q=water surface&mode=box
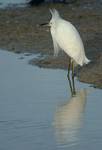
[0,0,26,8]
[0,50,102,150]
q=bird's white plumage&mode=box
[49,9,90,66]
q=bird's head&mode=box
[49,9,61,27]
[40,9,61,28]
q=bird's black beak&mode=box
[39,22,49,27]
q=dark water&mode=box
[0,50,102,150]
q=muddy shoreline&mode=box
[0,2,102,88]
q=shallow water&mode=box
[0,50,102,150]
[0,0,26,8]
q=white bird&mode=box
[41,9,90,95]
[49,9,90,66]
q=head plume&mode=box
[49,9,60,19]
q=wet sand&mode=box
[0,1,102,88]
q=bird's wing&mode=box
[55,20,86,65]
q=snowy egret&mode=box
[41,9,90,95]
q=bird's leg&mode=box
[68,58,71,77]
[72,61,76,95]
[67,58,73,95]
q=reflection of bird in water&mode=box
[54,89,88,145]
